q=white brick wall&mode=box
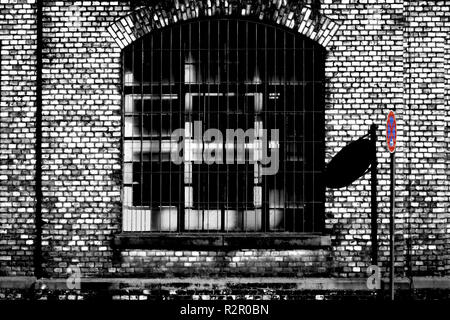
[0,0,449,278]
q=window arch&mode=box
[122,18,325,233]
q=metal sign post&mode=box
[389,151,395,300]
[386,110,397,301]
[370,124,378,267]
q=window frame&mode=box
[117,18,329,244]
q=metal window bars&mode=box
[122,19,325,233]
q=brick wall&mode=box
[114,249,331,277]
[0,0,38,276]
[402,1,450,276]
[321,0,405,277]
[39,0,127,277]
[0,0,449,279]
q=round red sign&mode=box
[386,110,397,153]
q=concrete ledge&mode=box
[114,233,331,249]
[0,277,36,289]
[2,277,450,291]
[411,277,450,289]
[35,277,368,291]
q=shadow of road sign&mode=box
[324,138,375,189]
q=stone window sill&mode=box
[113,233,331,250]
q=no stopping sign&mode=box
[386,110,397,153]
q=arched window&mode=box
[122,19,325,233]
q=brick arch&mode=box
[107,0,340,50]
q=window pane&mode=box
[192,164,254,210]
[131,162,183,207]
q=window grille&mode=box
[122,19,325,233]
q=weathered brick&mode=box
[0,0,449,280]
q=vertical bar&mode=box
[293,35,296,232]
[180,23,185,232]
[283,30,286,232]
[121,42,126,232]
[265,25,270,232]
[274,27,277,232]
[239,20,244,231]
[220,20,223,230]
[302,38,305,232]
[262,24,269,232]
[149,35,154,231]
[252,23,260,232]
[390,151,395,300]
[140,40,144,231]
[169,26,173,231]
[222,22,229,231]
[159,34,163,232]
[132,43,137,232]
[370,124,378,266]
[199,22,204,231]
[311,46,315,232]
